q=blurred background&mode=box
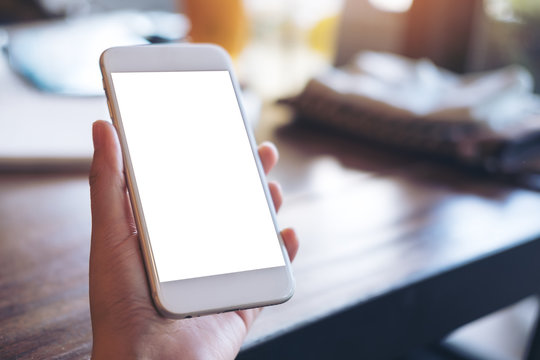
[2,1,540,359]
[2,0,539,96]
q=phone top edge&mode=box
[100,43,234,73]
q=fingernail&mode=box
[261,141,279,159]
[273,181,282,193]
[92,121,102,150]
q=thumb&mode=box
[89,120,134,239]
[89,121,147,315]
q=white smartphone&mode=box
[99,44,294,318]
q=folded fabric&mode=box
[281,51,540,175]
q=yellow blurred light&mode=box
[368,0,413,12]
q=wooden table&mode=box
[0,173,92,359]
[243,116,540,359]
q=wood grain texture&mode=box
[0,175,92,359]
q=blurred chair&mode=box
[334,0,483,73]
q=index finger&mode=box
[258,141,278,175]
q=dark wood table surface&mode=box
[3,100,540,359]
[241,109,540,359]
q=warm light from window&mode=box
[368,0,413,12]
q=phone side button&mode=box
[106,100,113,119]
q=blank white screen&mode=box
[111,71,285,282]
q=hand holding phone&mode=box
[89,119,299,358]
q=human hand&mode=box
[89,120,298,359]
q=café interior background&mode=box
[2,0,540,359]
